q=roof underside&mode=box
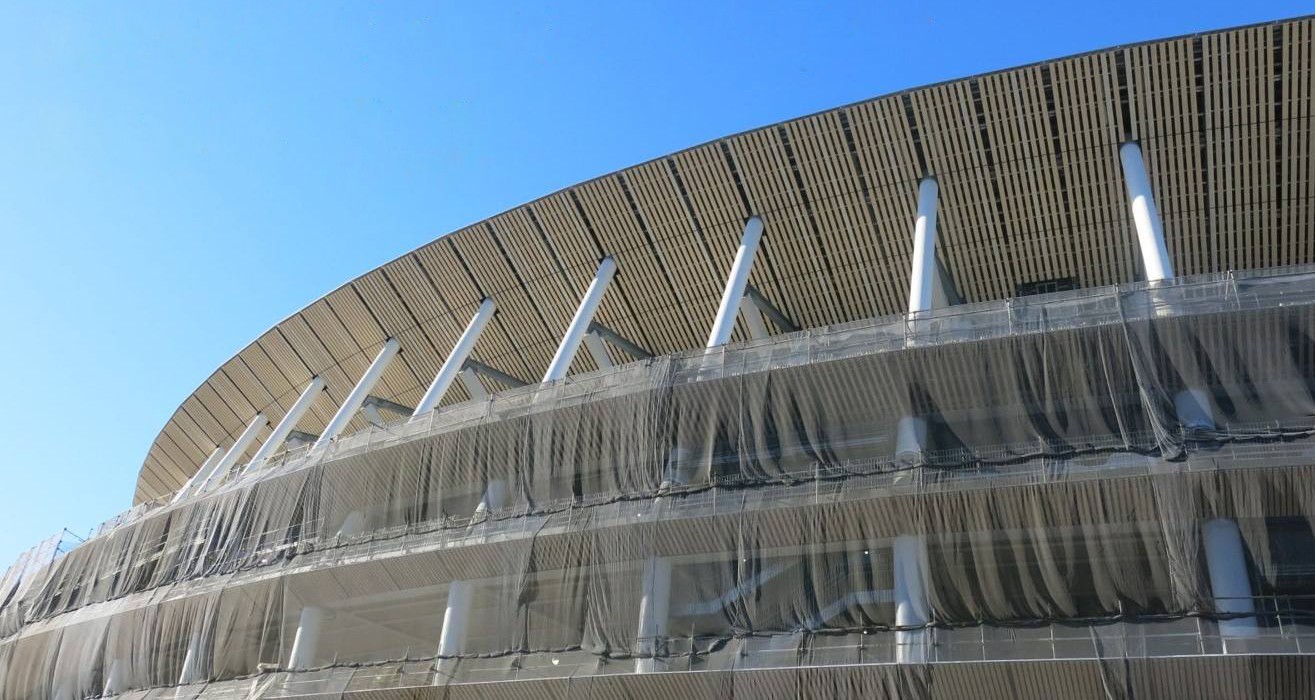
[136,16,1315,504]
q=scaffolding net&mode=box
[4,267,1315,698]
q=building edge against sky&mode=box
[3,15,1315,699]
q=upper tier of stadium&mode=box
[136,15,1315,504]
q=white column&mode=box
[543,257,618,382]
[583,331,614,369]
[413,299,496,419]
[660,447,693,490]
[314,339,400,449]
[1122,144,1215,433]
[337,510,367,538]
[1175,387,1216,432]
[172,446,225,504]
[1203,518,1258,645]
[907,178,940,314]
[177,628,204,684]
[894,416,928,465]
[893,534,930,663]
[635,557,672,673]
[287,605,325,670]
[1119,142,1175,282]
[437,580,473,658]
[248,377,327,470]
[197,412,268,492]
[899,179,940,462]
[707,217,765,348]
[473,480,509,516]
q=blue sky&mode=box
[0,1,1306,564]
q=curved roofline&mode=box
[135,13,1315,504]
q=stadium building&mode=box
[5,16,1315,699]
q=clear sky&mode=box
[0,1,1307,565]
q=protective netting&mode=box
[4,267,1315,699]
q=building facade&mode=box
[3,16,1315,699]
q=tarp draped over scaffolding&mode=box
[3,269,1315,698]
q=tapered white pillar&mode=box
[413,299,496,419]
[1175,388,1216,432]
[287,606,325,669]
[1121,144,1214,433]
[894,416,928,465]
[893,535,930,663]
[543,258,618,382]
[314,339,400,449]
[337,510,367,538]
[248,377,327,470]
[908,178,940,315]
[172,446,225,503]
[473,480,509,516]
[899,178,940,462]
[1119,142,1175,282]
[437,580,473,658]
[197,412,268,492]
[707,217,764,348]
[635,557,672,673]
[1203,518,1258,646]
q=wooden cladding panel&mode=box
[785,113,892,319]
[623,161,722,352]
[137,19,1315,501]
[1203,27,1281,273]
[1048,51,1131,288]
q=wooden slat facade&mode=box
[136,18,1315,504]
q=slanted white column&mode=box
[898,178,941,463]
[197,412,268,492]
[287,606,325,670]
[896,183,936,652]
[1118,142,1175,282]
[907,178,940,315]
[660,447,693,490]
[1121,144,1215,431]
[473,480,509,516]
[314,339,401,450]
[248,378,327,471]
[413,299,496,419]
[894,416,928,465]
[172,446,226,504]
[893,534,931,663]
[337,511,367,538]
[178,628,204,684]
[1203,518,1258,646]
[1175,387,1217,432]
[437,580,473,658]
[635,557,673,673]
[707,217,765,348]
[543,257,618,382]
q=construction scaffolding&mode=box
[4,266,1315,698]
